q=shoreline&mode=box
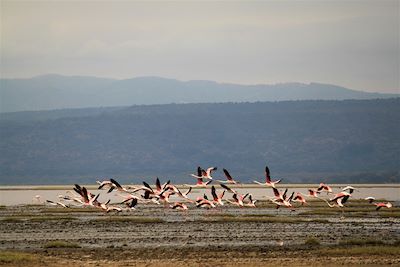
[1,183,400,190]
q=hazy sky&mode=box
[1,1,399,93]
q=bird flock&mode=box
[43,165,393,213]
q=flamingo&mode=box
[190,166,205,179]
[365,196,375,203]
[244,194,257,207]
[211,185,225,206]
[203,167,217,180]
[308,189,321,198]
[184,178,212,188]
[170,202,188,210]
[46,200,68,208]
[73,184,99,206]
[227,193,249,207]
[124,198,138,210]
[317,183,333,194]
[270,188,294,209]
[195,195,216,208]
[220,183,237,194]
[32,195,42,203]
[329,191,351,207]
[216,168,241,184]
[158,190,175,204]
[175,187,193,202]
[96,179,114,191]
[341,186,356,194]
[154,177,170,195]
[374,202,392,210]
[293,192,307,205]
[141,190,161,205]
[254,166,281,188]
[108,178,130,193]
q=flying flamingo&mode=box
[254,166,282,188]
[317,183,333,194]
[46,200,68,208]
[32,195,42,203]
[270,188,294,209]
[190,166,205,179]
[329,191,351,207]
[175,187,193,202]
[184,177,212,188]
[308,189,321,198]
[244,194,257,207]
[365,196,375,203]
[124,198,138,210]
[227,193,249,207]
[341,186,356,194]
[211,185,225,206]
[196,195,216,208]
[170,202,188,210]
[216,168,241,184]
[108,178,130,193]
[202,167,218,180]
[96,179,115,192]
[73,184,99,207]
[220,183,237,194]
[374,202,393,210]
[293,192,307,205]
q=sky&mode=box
[1,0,399,93]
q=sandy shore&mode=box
[1,203,399,266]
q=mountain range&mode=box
[1,74,398,113]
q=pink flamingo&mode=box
[211,185,225,206]
[254,166,282,188]
[170,202,188,210]
[216,168,241,184]
[374,202,392,210]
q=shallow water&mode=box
[0,184,399,206]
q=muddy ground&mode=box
[1,203,399,266]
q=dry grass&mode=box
[203,215,330,224]
[91,216,164,223]
[319,245,400,256]
[339,238,385,246]
[41,207,100,213]
[43,241,81,249]
[304,236,321,246]
[0,251,39,264]
[29,216,77,222]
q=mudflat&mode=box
[0,203,399,266]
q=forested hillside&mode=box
[0,99,399,184]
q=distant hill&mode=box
[1,74,398,113]
[0,99,399,184]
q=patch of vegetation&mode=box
[204,213,236,217]
[43,241,81,249]
[0,205,6,210]
[320,245,400,256]
[339,238,385,246]
[304,237,320,246]
[205,216,329,224]
[242,214,276,217]
[1,217,24,223]
[0,251,38,264]
[92,216,164,223]
[29,216,77,222]
[299,207,400,218]
[41,207,100,213]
